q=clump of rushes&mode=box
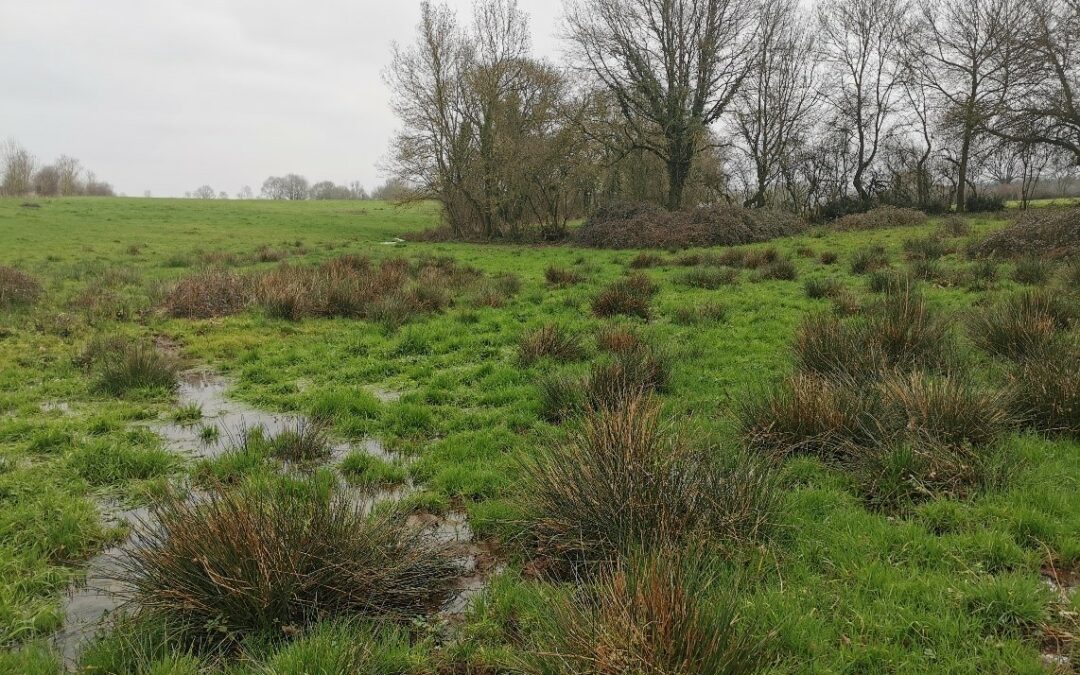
[163,268,250,318]
[1010,258,1051,285]
[270,420,331,463]
[529,548,769,674]
[585,341,670,410]
[754,257,797,281]
[0,265,42,308]
[628,252,663,268]
[737,373,880,458]
[820,250,839,265]
[340,452,408,488]
[1007,341,1079,438]
[902,235,948,261]
[850,245,890,274]
[803,277,842,299]
[518,324,586,365]
[672,301,728,325]
[171,403,202,425]
[681,267,738,289]
[795,289,952,380]
[596,325,646,354]
[591,273,657,319]
[95,342,178,395]
[968,289,1075,360]
[120,480,457,648]
[939,215,971,237]
[877,371,1013,449]
[538,372,585,422]
[851,436,1012,511]
[522,395,776,575]
[544,264,583,285]
[867,268,915,294]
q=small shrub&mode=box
[95,342,178,395]
[969,289,1075,360]
[820,251,839,265]
[1007,342,1079,438]
[518,324,586,365]
[591,274,655,320]
[530,549,769,673]
[716,248,747,267]
[0,266,42,308]
[673,252,703,266]
[832,206,928,231]
[681,266,738,289]
[1010,258,1051,285]
[851,245,890,274]
[120,481,457,646]
[804,278,842,300]
[628,252,663,269]
[544,265,583,285]
[522,395,776,574]
[163,268,250,319]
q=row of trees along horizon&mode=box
[384,0,1080,239]
[0,140,408,202]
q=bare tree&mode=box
[732,0,820,208]
[817,0,908,202]
[55,155,83,196]
[260,175,308,200]
[564,0,757,209]
[991,0,1080,160]
[913,0,1023,211]
[237,185,254,200]
[1,139,36,197]
[33,166,60,196]
[192,185,216,199]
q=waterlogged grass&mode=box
[0,197,1077,672]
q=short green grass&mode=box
[0,197,1076,672]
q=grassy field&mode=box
[0,197,1077,673]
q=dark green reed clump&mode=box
[794,286,952,379]
[93,340,178,395]
[968,288,1076,361]
[528,548,769,674]
[522,395,776,576]
[591,273,657,319]
[120,480,457,648]
[1007,340,1079,438]
[518,324,586,365]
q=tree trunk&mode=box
[665,139,694,211]
[955,126,972,213]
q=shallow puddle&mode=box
[53,368,495,666]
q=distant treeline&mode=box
[185,177,410,201]
[0,139,115,197]
[383,0,1080,239]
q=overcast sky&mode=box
[0,0,563,197]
